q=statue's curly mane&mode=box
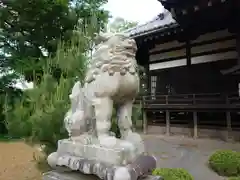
[85,33,138,83]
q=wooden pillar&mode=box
[236,33,240,98]
[186,40,191,66]
[165,95,170,135]
[186,39,193,94]
[193,112,198,139]
[145,64,151,95]
[142,45,150,134]
[192,95,198,138]
[225,97,232,141]
[226,111,232,141]
[166,111,170,136]
[143,110,148,134]
[236,32,240,65]
[225,96,232,141]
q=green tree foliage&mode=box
[0,0,109,81]
[0,0,109,136]
[4,31,89,154]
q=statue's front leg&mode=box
[93,97,115,146]
[118,101,145,154]
[118,101,133,139]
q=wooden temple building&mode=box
[126,0,240,141]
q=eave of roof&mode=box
[124,9,178,38]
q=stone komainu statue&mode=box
[65,32,140,146]
[46,32,158,180]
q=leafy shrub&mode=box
[208,150,240,177]
[153,168,194,180]
[228,177,240,180]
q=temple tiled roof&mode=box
[125,9,177,38]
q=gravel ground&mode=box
[142,134,240,180]
[0,141,42,180]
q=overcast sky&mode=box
[103,0,164,24]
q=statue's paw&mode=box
[124,132,145,154]
[119,141,136,163]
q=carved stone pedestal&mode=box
[43,171,163,180]
[48,152,158,180]
[47,132,154,180]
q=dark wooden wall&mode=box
[150,59,239,95]
[148,29,239,95]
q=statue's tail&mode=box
[64,81,85,137]
[64,110,72,137]
[70,81,82,102]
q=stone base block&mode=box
[43,171,163,180]
[57,139,134,165]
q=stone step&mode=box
[47,153,158,180]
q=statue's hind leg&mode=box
[118,100,133,139]
[93,97,114,144]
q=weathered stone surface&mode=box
[48,153,117,180]
[57,139,126,165]
[113,155,157,180]
[55,135,145,165]
[42,171,163,180]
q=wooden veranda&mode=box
[135,92,240,141]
